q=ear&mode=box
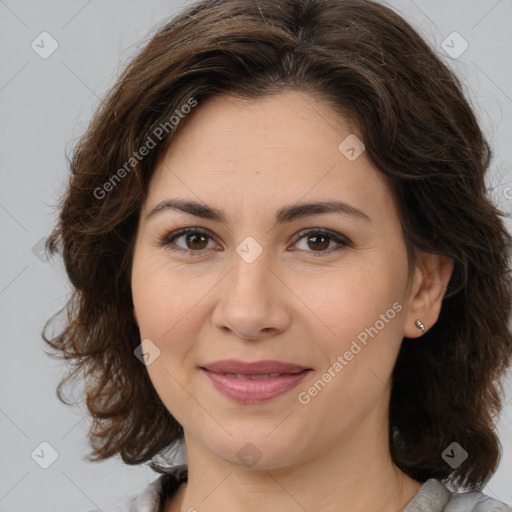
[403,252,454,338]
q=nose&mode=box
[211,248,291,341]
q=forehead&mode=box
[144,91,395,225]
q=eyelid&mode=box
[292,227,352,248]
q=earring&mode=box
[415,319,426,334]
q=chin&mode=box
[206,434,303,471]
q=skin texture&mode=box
[130,91,453,512]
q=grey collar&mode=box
[403,479,451,512]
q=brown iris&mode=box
[306,233,330,251]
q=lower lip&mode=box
[201,368,311,404]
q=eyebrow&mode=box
[146,198,371,224]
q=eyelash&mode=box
[158,227,352,257]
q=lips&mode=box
[220,373,284,379]
[200,359,312,404]
[201,359,310,375]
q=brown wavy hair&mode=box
[43,0,512,490]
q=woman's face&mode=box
[131,91,424,469]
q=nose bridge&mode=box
[211,232,288,339]
[230,234,272,297]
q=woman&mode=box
[43,0,512,511]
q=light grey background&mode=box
[0,1,511,510]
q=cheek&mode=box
[131,249,223,401]
[131,255,201,421]
[302,258,406,340]
[132,251,200,339]
[306,257,407,400]
[296,269,406,428]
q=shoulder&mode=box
[88,470,177,512]
[406,478,511,512]
[445,488,512,512]
[98,465,188,512]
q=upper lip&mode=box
[201,359,311,375]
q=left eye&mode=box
[292,229,350,254]
[160,227,351,256]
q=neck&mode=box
[168,399,422,512]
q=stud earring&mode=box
[415,319,426,334]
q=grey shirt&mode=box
[94,465,511,512]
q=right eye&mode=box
[159,227,219,254]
